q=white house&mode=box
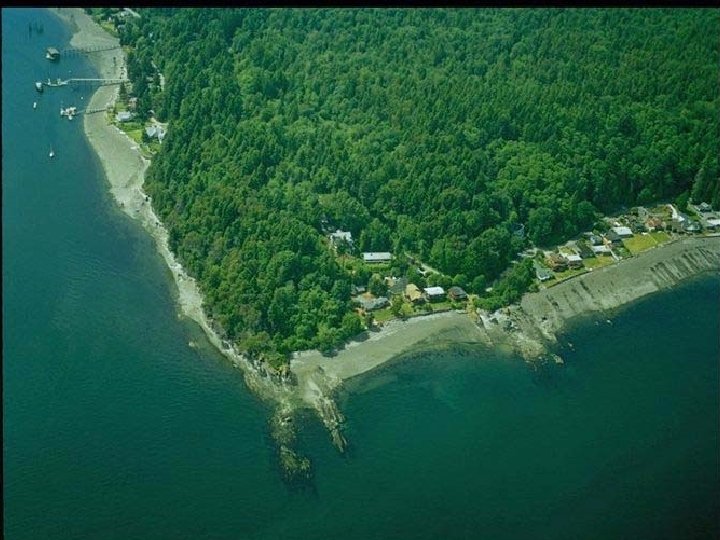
[329,230,352,248]
[362,252,392,264]
[144,124,166,142]
[115,111,133,122]
[611,226,633,238]
[424,286,445,302]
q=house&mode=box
[116,111,133,122]
[645,217,664,232]
[603,230,622,247]
[356,296,389,312]
[45,47,60,61]
[631,221,647,233]
[671,219,687,233]
[128,97,138,111]
[363,252,392,264]
[575,242,596,259]
[329,229,352,248]
[699,202,712,213]
[388,277,409,297]
[447,286,468,301]
[144,125,166,142]
[685,221,701,233]
[545,253,568,272]
[589,234,603,246]
[611,226,633,238]
[350,285,366,296]
[591,244,612,256]
[534,261,553,282]
[706,218,720,230]
[566,253,583,269]
[405,284,424,304]
[424,286,446,302]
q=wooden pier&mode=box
[46,44,120,60]
[37,78,128,90]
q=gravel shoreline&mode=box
[48,9,720,460]
[49,8,291,405]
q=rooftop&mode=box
[424,286,445,296]
[362,252,392,263]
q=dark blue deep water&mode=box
[4,8,719,540]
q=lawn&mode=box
[583,256,615,270]
[622,233,659,254]
[650,231,671,244]
[549,267,587,284]
[372,307,394,324]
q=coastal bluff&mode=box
[295,236,719,453]
[504,235,720,353]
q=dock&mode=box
[35,78,128,91]
[46,44,120,60]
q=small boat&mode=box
[33,101,37,109]
[49,147,55,158]
[35,81,44,92]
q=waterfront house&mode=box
[144,125,166,141]
[603,230,623,247]
[685,221,701,233]
[388,277,409,297]
[356,296,389,312]
[589,234,603,246]
[566,253,583,269]
[405,284,424,304]
[534,261,553,282]
[545,253,568,272]
[576,242,596,259]
[46,47,60,61]
[447,286,468,301]
[363,252,392,264]
[705,218,720,230]
[424,286,446,302]
[699,202,712,213]
[116,111,133,123]
[611,225,633,238]
[591,244,612,256]
[645,217,664,231]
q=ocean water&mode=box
[3,8,719,540]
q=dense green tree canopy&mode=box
[114,8,719,360]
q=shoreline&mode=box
[49,8,293,405]
[290,235,720,407]
[49,9,720,463]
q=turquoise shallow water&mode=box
[4,8,719,540]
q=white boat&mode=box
[49,148,55,158]
[33,101,37,109]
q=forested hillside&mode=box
[110,8,720,361]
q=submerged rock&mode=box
[279,445,312,483]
